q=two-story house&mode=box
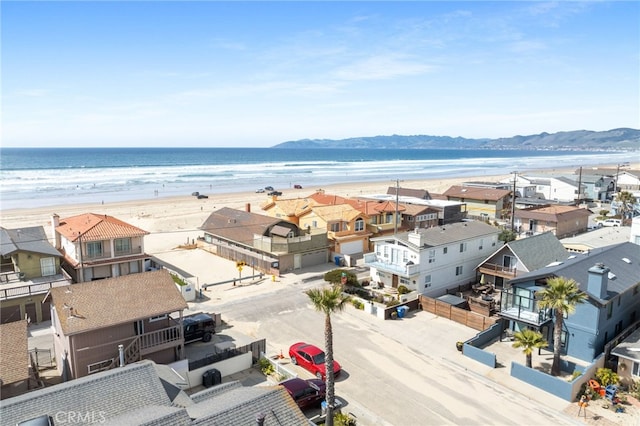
[49,270,188,380]
[51,213,150,283]
[298,204,371,260]
[1,226,68,324]
[476,232,569,289]
[499,242,640,363]
[441,185,511,220]
[514,205,591,238]
[505,175,582,203]
[199,206,328,274]
[363,194,467,225]
[364,221,500,296]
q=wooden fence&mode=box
[418,295,499,331]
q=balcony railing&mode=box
[0,277,70,300]
[363,253,419,276]
[139,325,182,355]
[478,263,517,278]
[499,290,552,326]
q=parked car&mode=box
[197,194,208,199]
[289,342,341,380]
[264,186,274,191]
[256,188,265,193]
[184,313,216,343]
[293,184,303,189]
[191,192,200,196]
[279,377,326,410]
[601,218,622,227]
[268,191,282,196]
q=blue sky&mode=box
[2,1,639,148]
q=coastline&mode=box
[2,163,634,250]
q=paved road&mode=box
[187,274,582,426]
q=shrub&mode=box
[171,274,187,286]
[324,269,358,286]
[351,299,364,310]
[568,370,582,382]
[397,285,409,295]
[595,368,620,387]
[258,358,274,376]
[334,412,357,426]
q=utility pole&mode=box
[511,171,518,232]
[393,179,403,235]
[576,166,583,206]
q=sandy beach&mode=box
[0,163,635,254]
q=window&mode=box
[312,221,318,228]
[632,362,640,378]
[115,238,132,255]
[428,250,435,263]
[402,251,408,263]
[149,314,167,322]
[459,242,467,253]
[424,275,432,288]
[560,331,567,348]
[86,241,103,258]
[607,302,613,319]
[88,359,113,375]
[355,218,364,231]
[40,257,56,276]
[443,247,448,254]
[330,222,341,232]
[383,246,389,257]
[385,213,393,224]
[455,266,463,276]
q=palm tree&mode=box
[305,285,350,426]
[537,276,588,376]
[615,191,637,223]
[512,328,548,368]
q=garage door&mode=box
[301,250,327,268]
[340,240,363,255]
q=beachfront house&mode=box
[476,232,569,290]
[361,193,467,226]
[499,242,640,364]
[514,205,591,238]
[1,360,309,425]
[441,185,511,220]
[0,320,34,399]
[260,196,320,226]
[199,206,328,275]
[364,221,500,296]
[503,175,583,203]
[298,204,371,264]
[573,173,613,202]
[51,213,150,283]
[0,226,68,324]
[48,270,188,380]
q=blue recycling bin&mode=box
[396,305,409,318]
[334,256,342,266]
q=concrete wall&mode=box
[177,351,253,388]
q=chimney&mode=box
[246,203,251,213]
[51,214,61,249]
[587,263,609,300]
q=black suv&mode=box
[184,313,215,343]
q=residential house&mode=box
[0,226,68,324]
[0,360,309,425]
[400,203,440,230]
[504,175,582,203]
[364,194,467,225]
[0,320,33,399]
[631,216,640,246]
[561,226,632,254]
[48,270,188,380]
[572,173,613,202]
[260,196,319,226]
[51,213,150,283]
[298,204,371,260]
[477,232,569,289]
[616,169,640,193]
[386,186,431,200]
[514,205,591,238]
[199,206,328,274]
[499,242,640,364]
[441,185,511,220]
[364,221,501,296]
[610,327,640,387]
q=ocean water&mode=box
[0,147,627,210]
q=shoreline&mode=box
[1,163,635,245]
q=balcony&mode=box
[478,263,517,279]
[499,289,552,326]
[363,253,419,276]
[139,325,183,356]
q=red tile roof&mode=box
[56,213,149,242]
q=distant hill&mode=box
[273,128,640,151]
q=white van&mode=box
[601,218,622,227]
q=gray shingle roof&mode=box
[373,221,499,248]
[509,242,640,302]
[507,232,569,271]
[199,207,290,246]
[0,361,172,425]
[0,226,60,257]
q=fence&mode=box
[418,295,499,331]
[29,347,54,370]
[188,339,266,371]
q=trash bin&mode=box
[334,256,342,266]
[396,306,409,319]
[202,368,222,388]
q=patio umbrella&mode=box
[480,274,486,285]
